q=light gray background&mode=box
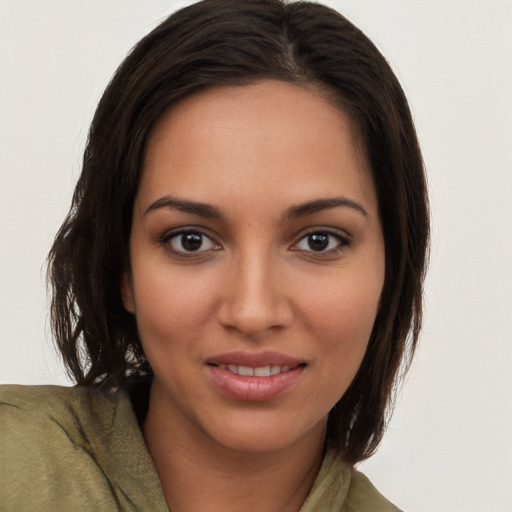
[1,1,511,510]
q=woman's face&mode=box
[123,80,385,454]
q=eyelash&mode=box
[159,228,351,256]
[159,229,220,255]
[291,229,351,255]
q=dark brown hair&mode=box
[47,0,429,464]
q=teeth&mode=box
[217,364,293,377]
[254,366,271,377]
[238,366,254,376]
[270,365,281,375]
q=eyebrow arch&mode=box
[286,197,368,219]
[145,195,368,220]
[144,195,222,218]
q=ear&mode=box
[121,271,136,313]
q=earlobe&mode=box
[121,272,136,313]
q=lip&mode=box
[205,350,304,368]
[205,350,306,402]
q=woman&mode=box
[0,0,429,510]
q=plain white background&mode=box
[1,1,511,510]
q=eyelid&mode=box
[290,227,351,254]
[159,227,222,254]
[158,225,350,256]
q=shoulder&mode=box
[0,384,125,454]
[0,382,122,417]
[0,384,166,511]
[302,449,402,512]
[344,469,403,512]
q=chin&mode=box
[197,410,327,456]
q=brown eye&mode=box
[167,231,218,253]
[306,233,329,251]
[294,231,349,253]
[181,233,202,251]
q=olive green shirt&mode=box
[0,385,401,511]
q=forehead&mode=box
[138,80,376,215]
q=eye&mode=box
[165,230,219,253]
[293,231,349,253]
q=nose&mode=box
[216,251,294,338]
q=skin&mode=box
[122,80,385,512]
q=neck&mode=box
[143,387,326,512]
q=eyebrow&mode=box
[286,197,368,219]
[144,195,368,219]
[145,196,222,218]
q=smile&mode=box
[205,352,307,401]
[213,364,293,377]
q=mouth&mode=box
[205,350,305,369]
[205,351,307,401]
[208,363,304,377]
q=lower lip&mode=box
[207,365,305,402]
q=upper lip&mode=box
[205,350,305,368]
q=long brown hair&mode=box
[47,0,429,464]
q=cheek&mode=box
[298,265,383,379]
[303,271,381,338]
[130,263,219,352]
